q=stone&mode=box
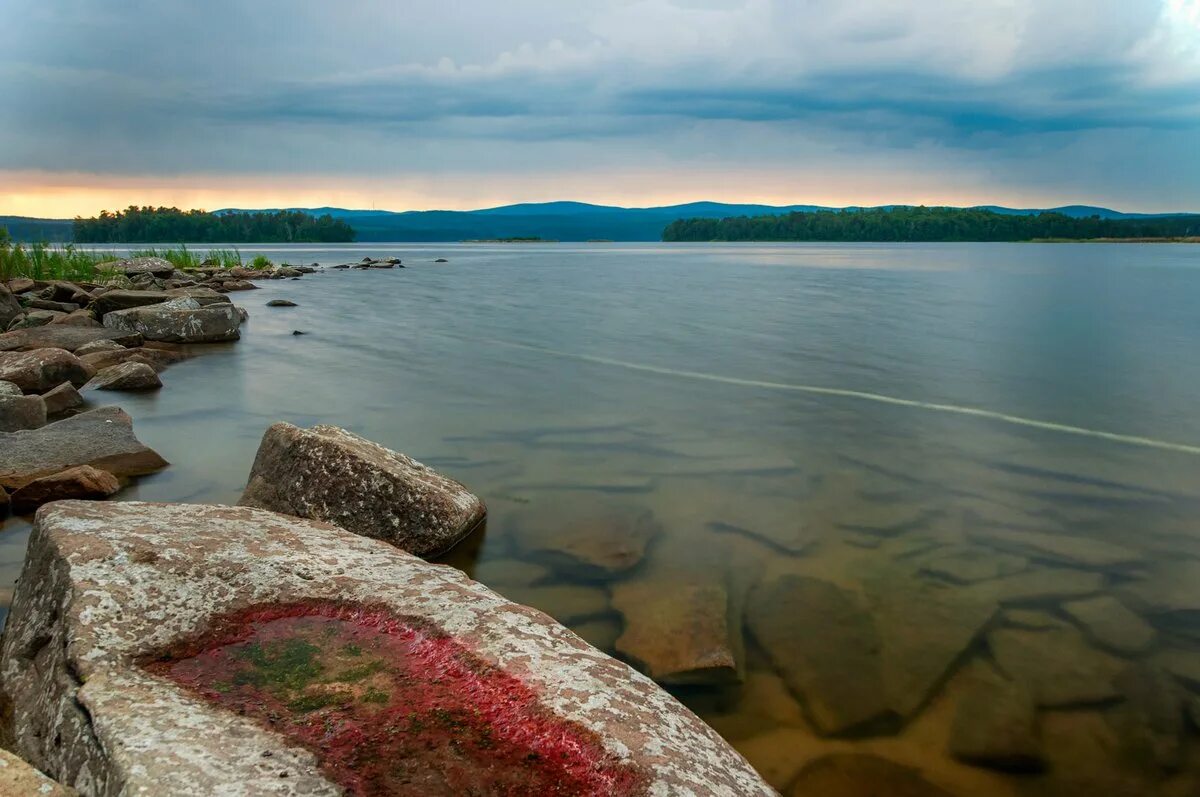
[166,286,232,306]
[49,310,101,327]
[1107,664,1185,772]
[0,502,772,796]
[0,285,22,329]
[79,345,189,374]
[788,754,954,797]
[1152,649,1200,691]
[1062,596,1157,656]
[469,557,550,588]
[0,748,76,796]
[989,627,1122,707]
[0,406,168,491]
[73,339,126,356]
[612,580,741,685]
[509,499,660,578]
[0,486,7,517]
[96,255,175,278]
[218,279,257,291]
[89,288,176,318]
[918,545,1028,584]
[0,393,46,432]
[5,278,36,294]
[239,422,486,558]
[1002,609,1069,630]
[103,297,242,343]
[41,382,84,416]
[0,325,142,353]
[746,575,890,735]
[0,348,92,392]
[949,663,1043,772]
[495,584,611,624]
[8,465,120,514]
[435,258,449,262]
[267,299,298,307]
[82,361,162,392]
[7,310,59,329]
[969,528,1142,569]
[571,618,622,652]
[967,568,1105,605]
[708,499,823,555]
[26,298,79,313]
[0,379,20,396]
[1118,560,1200,614]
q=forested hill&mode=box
[72,206,354,243]
[661,207,1200,242]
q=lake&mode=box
[5,241,1200,794]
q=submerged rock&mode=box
[495,584,611,624]
[1107,664,1185,772]
[103,297,242,343]
[8,465,120,514]
[967,567,1105,605]
[83,361,162,392]
[0,348,92,392]
[612,580,742,685]
[509,499,661,578]
[267,299,298,307]
[0,501,771,796]
[969,528,1142,569]
[1062,595,1157,656]
[788,754,954,797]
[917,545,1028,584]
[949,663,1043,772]
[0,392,46,432]
[1118,560,1200,614]
[0,406,168,491]
[989,626,1122,707]
[239,422,486,558]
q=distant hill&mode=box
[4,202,1197,243]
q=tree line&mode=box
[661,206,1200,242]
[73,206,355,243]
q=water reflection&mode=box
[4,241,1200,794]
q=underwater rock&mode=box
[239,422,486,558]
[0,501,771,796]
[917,545,1028,584]
[967,568,1105,605]
[508,499,660,578]
[497,584,611,624]
[469,557,551,588]
[787,754,955,797]
[1107,663,1185,773]
[1062,595,1156,656]
[1118,560,1200,614]
[949,662,1043,772]
[989,626,1122,707]
[969,528,1142,569]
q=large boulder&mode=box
[0,406,168,491]
[90,288,231,319]
[0,502,772,796]
[0,326,142,353]
[0,392,46,432]
[103,297,241,343]
[0,348,92,392]
[8,465,120,514]
[96,256,175,278]
[239,423,487,558]
[82,361,162,392]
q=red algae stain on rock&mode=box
[142,601,648,797]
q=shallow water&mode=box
[5,241,1200,794]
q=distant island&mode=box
[72,206,355,243]
[663,206,1200,243]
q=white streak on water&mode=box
[483,338,1200,457]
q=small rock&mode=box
[83,361,162,392]
[1062,595,1157,656]
[291,330,307,336]
[0,393,46,432]
[788,754,954,797]
[949,662,1044,772]
[9,464,120,513]
[41,382,84,416]
[0,348,92,392]
[435,258,448,263]
[266,299,298,307]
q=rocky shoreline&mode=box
[0,256,773,795]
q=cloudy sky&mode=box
[4,0,1200,216]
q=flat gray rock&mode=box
[1062,595,1157,656]
[990,626,1122,707]
[239,422,486,558]
[0,325,141,352]
[0,405,168,491]
[103,297,242,343]
[0,502,771,796]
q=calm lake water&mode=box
[5,241,1200,794]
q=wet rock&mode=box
[746,575,890,735]
[267,299,298,307]
[292,329,307,335]
[73,338,126,356]
[788,754,954,797]
[41,382,84,416]
[918,545,1028,584]
[495,584,611,624]
[9,465,120,514]
[866,577,997,718]
[97,255,176,278]
[103,297,242,343]
[509,499,660,578]
[612,580,741,685]
[970,528,1142,569]
[0,392,46,432]
[1107,664,1185,772]
[990,626,1122,707]
[0,748,76,796]
[1152,649,1200,692]
[0,406,168,491]
[83,361,162,392]
[239,422,486,558]
[0,285,22,329]
[0,348,92,392]
[949,663,1043,772]
[218,279,257,291]
[0,502,771,796]
[435,258,449,263]
[1062,596,1156,656]
[1118,560,1200,614]
[0,325,142,353]
[275,267,303,278]
[968,568,1105,605]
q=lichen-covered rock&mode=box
[0,502,772,797]
[239,422,487,558]
[0,748,76,795]
[0,406,168,491]
[103,297,241,343]
[0,379,20,396]
[0,392,47,432]
[72,339,126,356]
[96,256,175,278]
[82,361,162,392]
[0,348,92,392]
[8,465,120,514]
[90,288,231,319]
[0,326,142,353]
